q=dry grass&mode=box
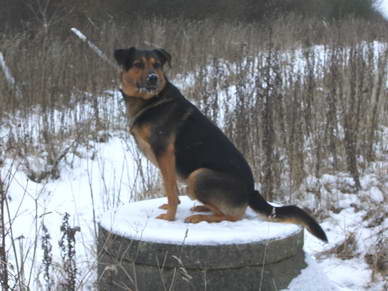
[1,15,387,199]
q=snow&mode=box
[302,179,387,291]
[3,121,387,290]
[370,186,384,203]
[325,260,369,290]
[0,51,22,97]
[2,135,146,288]
[378,0,388,19]
[285,254,338,291]
[99,196,300,245]
[0,52,16,86]
[70,28,87,41]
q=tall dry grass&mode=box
[1,15,387,197]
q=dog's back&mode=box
[114,47,328,242]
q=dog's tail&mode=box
[249,190,328,242]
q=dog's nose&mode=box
[147,73,158,85]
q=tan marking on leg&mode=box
[185,202,242,223]
[159,204,169,210]
[159,192,181,210]
[156,143,178,221]
[131,124,158,166]
[200,203,224,216]
[190,205,211,212]
[184,214,240,223]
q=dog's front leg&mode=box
[156,143,178,221]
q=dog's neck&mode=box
[120,82,174,130]
[121,82,169,116]
[121,91,150,118]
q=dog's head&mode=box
[114,47,171,99]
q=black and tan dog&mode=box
[114,47,327,242]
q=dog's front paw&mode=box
[156,213,176,221]
[158,204,169,210]
[159,199,181,210]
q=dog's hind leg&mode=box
[185,201,240,223]
[190,205,212,212]
[184,168,248,223]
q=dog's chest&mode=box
[131,127,158,166]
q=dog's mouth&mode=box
[137,83,159,94]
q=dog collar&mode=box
[120,89,174,131]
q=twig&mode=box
[86,160,98,240]
[27,199,40,287]
[144,40,161,48]
[3,169,23,290]
[0,176,9,290]
[0,52,23,97]
[70,28,119,70]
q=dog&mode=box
[114,47,328,242]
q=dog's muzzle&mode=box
[146,73,158,85]
[137,73,160,93]
[136,73,158,93]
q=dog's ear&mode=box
[114,47,136,69]
[153,48,171,67]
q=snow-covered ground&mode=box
[1,42,387,290]
[4,129,387,290]
[378,0,388,19]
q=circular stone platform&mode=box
[98,196,306,291]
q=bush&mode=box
[0,0,385,33]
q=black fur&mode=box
[114,47,136,70]
[116,47,328,242]
[153,48,171,67]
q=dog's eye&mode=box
[133,62,144,69]
[153,62,161,69]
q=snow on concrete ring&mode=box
[98,196,306,290]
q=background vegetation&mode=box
[0,0,384,33]
[1,15,387,199]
